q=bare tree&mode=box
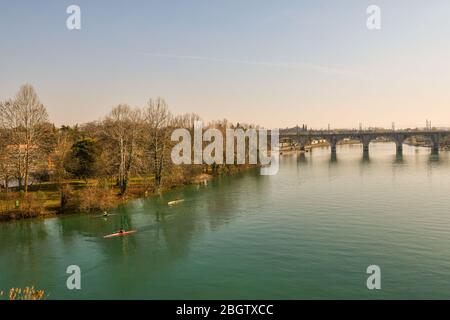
[49,126,78,183]
[173,113,201,129]
[143,98,172,189]
[102,104,142,195]
[0,84,49,194]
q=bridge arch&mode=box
[360,133,408,153]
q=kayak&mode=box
[103,230,137,238]
[168,199,184,206]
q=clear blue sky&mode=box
[1,0,450,129]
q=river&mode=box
[1,142,450,299]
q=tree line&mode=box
[0,84,258,216]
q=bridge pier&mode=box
[363,143,369,153]
[363,149,370,161]
[329,136,338,154]
[431,144,439,154]
[361,136,371,154]
[430,133,440,154]
[395,142,403,155]
[330,143,337,154]
[392,134,405,155]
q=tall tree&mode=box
[144,98,172,189]
[50,126,78,183]
[64,138,100,182]
[102,104,142,195]
[0,84,49,194]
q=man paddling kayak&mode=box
[103,230,137,238]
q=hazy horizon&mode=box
[1,0,450,129]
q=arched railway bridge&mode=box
[279,130,450,155]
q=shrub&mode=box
[1,287,46,300]
[60,184,117,213]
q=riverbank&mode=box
[280,139,361,155]
[0,178,200,222]
[0,165,256,222]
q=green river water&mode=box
[1,143,450,299]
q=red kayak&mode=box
[103,230,137,238]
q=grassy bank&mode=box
[0,178,177,221]
[0,165,253,222]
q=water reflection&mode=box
[362,150,370,163]
[330,152,337,163]
[297,152,307,164]
[1,143,450,299]
[429,152,440,162]
[394,152,404,164]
